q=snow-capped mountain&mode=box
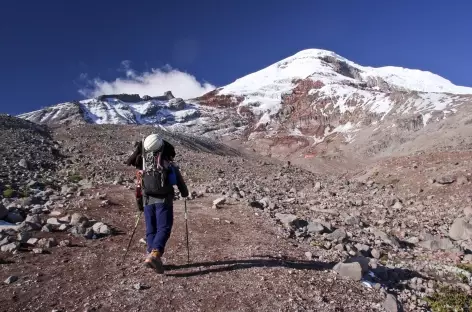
[19,48,472,159]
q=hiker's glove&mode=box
[136,197,144,211]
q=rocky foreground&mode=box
[1,116,472,311]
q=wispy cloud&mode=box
[78,61,216,99]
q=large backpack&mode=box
[140,139,177,198]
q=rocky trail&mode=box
[1,116,472,311]
[0,185,383,312]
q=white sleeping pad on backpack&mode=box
[143,133,163,153]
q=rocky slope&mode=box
[1,117,472,311]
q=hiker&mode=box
[125,134,189,273]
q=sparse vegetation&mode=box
[68,172,82,183]
[425,286,472,312]
[457,263,472,273]
[3,187,15,198]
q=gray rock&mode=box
[392,201,404,209]
[383,294,400,312]
[27,238,39,245]
[419,237,455,250]
[17,231,32,243]
[307,222,326,234]
[212,197,226,209]
[41,224,54,232]
[326,228,347,242]
[0,204,7,220]
[333,257,369,281]
[46,218,61,225]
[275,213,307,230]
[167,98,186,110]
[4,275,18,284]
[92,222,111,235]
[19,158,30,169]
[373,230,401,248]
[26,214,42,224]
[59,240,71,247]
[6,212,24,223]
[58,224,69,231]
[449,218,472,241]
[58,215,70,223]
[371,248,381,259]
[314,182,322,191]
[344,215,360,225]
[305,251,313,260]
[32,248,44,254]
[70,213,88,226]
[436,176,455,185]
[0,237,10,246]
[37,237,58,248]
[1,242,19,252]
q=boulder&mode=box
[449,218,472,241]
[333,256,369,281]
[6,212,24,224]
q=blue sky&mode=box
[1,0,471,115]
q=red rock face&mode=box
[197,90,244,108]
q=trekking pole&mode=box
[121,211,142,265]
[184,198,190,264]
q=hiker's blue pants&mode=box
[144,202,173,254]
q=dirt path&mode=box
[0,185,383,312]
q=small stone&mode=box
[344,215,360,225]
[37,237,58,248]
[305,251,313,260]
[133,283,143,290]
[335,243,345,251]
[41,224,54,232]
[47,218,61,225]
[307,222,326,234]
[449,218,472,241]
[32,248,44,254]
[70,213,88,226]
[19,158,30,169]
[383,293,400,312]
[392,201,404,209]
[326,228,347,242]
[92,222,112,235]
[314,182,322,191]
[49,210,62,217]
[59,240,71,247]
[17,231,32,243]
[4,276,18,284]
[212,197,226,209]
[26,214,42,224]
[333,257,369,281]
[1,242,19,252]
[58,224,69,231]
[58,215,70,223]
[371,249,381,259]
[436,176,455,185]
[27,238,39,245]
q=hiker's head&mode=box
[144,134,164,153]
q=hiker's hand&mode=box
[136,197,144,211]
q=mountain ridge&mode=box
[17,48,472,162]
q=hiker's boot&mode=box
[144,249,164,274]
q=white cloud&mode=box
[78,62,216,99]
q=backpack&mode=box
[140,141,177,198]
